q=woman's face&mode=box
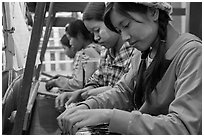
[84,20,119,49]
[109,8,158,51]
[66,34,82,53]
[62,45,76,58]
[69,35,84,52]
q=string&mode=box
[133,48,150,109]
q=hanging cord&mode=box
[82,65,85,87]
[81,52,87,87]
[133,48,150,110]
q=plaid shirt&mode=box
[86,42,135,87]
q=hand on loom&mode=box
[57,106,113,135]
[55,90,83,110]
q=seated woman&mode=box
[61,34,76,60]
[45,19,101,92]
[57,2,202,135]
[46,34,77,81]
[55,2,137,110]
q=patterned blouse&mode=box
[59,43,100,90]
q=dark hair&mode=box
[60,34,71,48]
[104,2,148,33]
[65,19,93,41]
[83,2,105,21]
[104,3,172,107]
[143,8,172,104]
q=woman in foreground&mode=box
[57,2,202,135]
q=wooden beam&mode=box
[2,2,14,70]
[51,17,76,27]
[11,3,46,134]
[54,2,88,12]
[35,2,56,80]
[27,2,88,13]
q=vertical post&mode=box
[2,2,14,70]
[12,2,46,134]
[189,2,202,39]
[35,2,56,80]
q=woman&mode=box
[55,2,136,110]
[60,34,76,59]
[46,19,101,92]
[57,2,202,135]
[44,34,78,82]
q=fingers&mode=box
[45,81,52,91]
[57,108,72,131]
[57,113,64,130]
[57,108,80,134]
[72,120,89,134]
[55,92,70,109]
[64,110,86,134]
[65,98,73,106]
[55,94,60,107]
[69,117,84,134]
[45,79,56,91]
[81,91,88,100]
[66,90,82,105]
[72,124,79,135]
[57,106,90,134]
[55,94,62,109]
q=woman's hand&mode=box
[65,90,84,106]
[57,104,89,134]
[81,86,112,99]
[55,92,72,110]
[45,79,57,91]
[57,106,113,134]
[55,90,84,110]
[81,88,99,99]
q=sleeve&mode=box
[55,76,83,91]
[72,52,82,79]
[82,48,100,84]
[84,69,135,111]
[85,69,102,88]
[55,51,85,91]
[85,50,107,88]
[56,47,101,91]
[84,52,141,110]
[108,42,202,134]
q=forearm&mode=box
[109,109,194,135]
[82,86,133,111]
[85,70,103,88]
[90,86,112,95]
[79,86,94,94]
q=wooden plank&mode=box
[35,2,56,80]
[27,2,88,13]
[11,3,46,134]
[54,2,88,12]
[2,2,14,70]
[51,17,76,27]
